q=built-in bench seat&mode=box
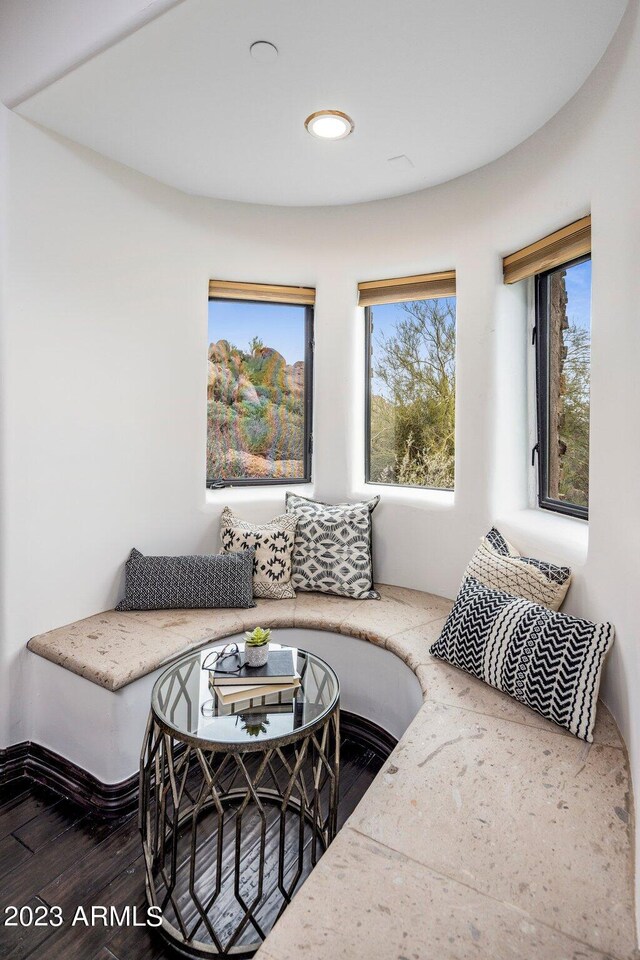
[27,586,636,960]
[27,585,451,691]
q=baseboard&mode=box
[340,711,398,758]
[0,741,139,817]
[0,710,396,817]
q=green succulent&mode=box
[242,717,270,737]
[244,627,272,647]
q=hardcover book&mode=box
[210,648,298,686]
[211,680,300,713]
[212,678,300,707]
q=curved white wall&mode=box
[29,631,422,783]
[1,0,639,922]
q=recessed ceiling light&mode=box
[250,41,278,63]
[305,110,354,141]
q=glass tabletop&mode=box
[151,642,340,749]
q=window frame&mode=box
[363,300,455,492]
[206,296,314,489]
[534,253,590,520]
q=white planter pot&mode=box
[245,642,269,668]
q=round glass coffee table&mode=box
[139,641,340,959]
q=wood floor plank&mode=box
[0,790,58,842]
[89,948,120,960]
[337,753,382,828]
[14,857,152,960]
[12,797,85,854]
[103,882,167,960]
[0,779,31,809]
[0,834,33,876]
[38,817,141,913]
[105,926,167,960]
[0,725,388,960]
[0,897,58,960]
[0,815,122,906]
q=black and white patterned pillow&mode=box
[285,493,380,600]
[219,507,297,600]
[430,577,614,742]
[464,527,572,610]
[116,548,256,611]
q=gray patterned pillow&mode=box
[219,507,297,600]
[430,577,614,742]
[116,548,255,611]
[464,527,572,610]
[286,493,379,599]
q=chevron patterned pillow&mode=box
[286,492,380,599]
[116,548,256,610]
[430,577,614,742]
[219,507,298,600]
[464,527,572,610]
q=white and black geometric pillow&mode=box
[430,577,614,742]
[116,548,256,611]
[464,527,572,610]
[285,493,380,600]
[219,507,298,600]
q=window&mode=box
[363,279,456,490]
[535,256,591,518]
[503,216,591,519]
[207,284,314,487]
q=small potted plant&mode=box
[244,626,271,667]
[240,714,270,737]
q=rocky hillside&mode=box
[207,339,305,480]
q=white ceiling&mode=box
[0,0,183,108]
[12,0,627,206]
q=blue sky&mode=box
[208,300,306,364]
[564,258,591,330]
[209,267,589,371]
[369,296,456,398]
[369,296,456,345]
[367,259,590,355]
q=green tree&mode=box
[558,322,590,506]
[370,298,455,488]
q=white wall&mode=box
[2,0,640,913]
[29,631,422,783]
[0,104,8,748]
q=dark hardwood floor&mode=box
[0,731,386,960]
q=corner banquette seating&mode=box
[26,585,636,960]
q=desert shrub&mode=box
[282,391,303,414]
[241,416,272,456]
[376,435,454,489]
[208,363,237,404]
[268,407,305,461]
[206,400,245,477]
[238,405,304,460]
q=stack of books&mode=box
[208,646,300,707]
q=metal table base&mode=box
[140,705,340,958]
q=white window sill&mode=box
[494,507,588,567]
[351,482,455,511]
[204,483,315,511]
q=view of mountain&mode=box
[207,339,305,481]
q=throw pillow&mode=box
[286,492,380,599]
[116,548,256,611]
[464,527,572,610]
[219,506,298,600]
[430,576,614,742]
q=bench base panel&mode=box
[0,711,396,819]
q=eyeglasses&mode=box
[202,643,246,675]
